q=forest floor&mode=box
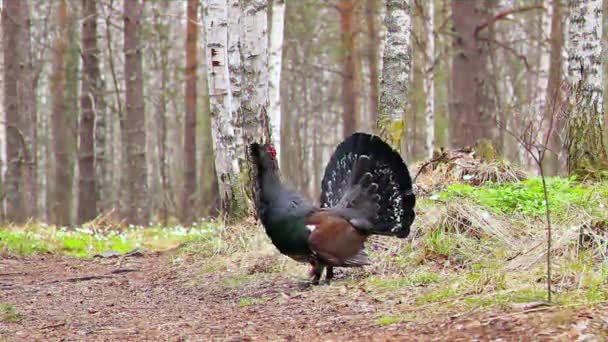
[2,250,607,341]
[2,176,608,340]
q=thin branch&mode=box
[474,5,544,38]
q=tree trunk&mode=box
[269,0,285,162]
[78,0,100,223]
[450,0,493,148]
[88,0,108,215]
[379,0,411,151]
[240,0,269,145]
[204,0,243,216]
[365,0,380,129]
[50,0,72,226]
[182,0,198,224]
[154,0,170,225]
[240,0,270,215]
[423,0,435,159]
[124,0,149,225]
[339,0,360,138]
[566,0,606,176]
[3,0,37,223]
[546,0,565,175]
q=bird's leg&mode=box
[310,261,324,285]
[325,266,334,285]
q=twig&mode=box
[474,5,543,38]
[47,275,115,283]
[41,322,67,330]
[110,268,141,274]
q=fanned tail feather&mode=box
[320,133,415,238]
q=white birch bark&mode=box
[423,0,435,159]
[567,0,604,111]
[379,0,411,149]
[228,0,244,156]
[268,0,285,164]
[240,0,269,149]
[203,0,241,211]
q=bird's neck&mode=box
[259,169,282,201]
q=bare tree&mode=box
[565,0,606,175]
[124,0,149,225]
[204,0,242,216]
[78,0,101,223]
[339,0,360,138]
[2,0,37,223]
[365,0,380,128]
[450,0,493,148]
[182,0,198,224]
[379,0,411,152]
[269,0,286,162]
[422,0,435,158]
[50,0,73,226]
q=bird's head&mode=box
[249,142,278,173]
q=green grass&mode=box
[237,297,264,307]
[440,177,608,217]
[376,315,410,326]
[0,304,23,323]
[0,222,219,258]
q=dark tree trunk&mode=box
[51,0,72,226]
[78,0,100,223]
[450,0,493,148]
[2,0,37,223]
[124,0,149,225]
[182,0,198,224]
[339,0,360,138]
[365,0,380,128]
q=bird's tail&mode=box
[320,133,415,238]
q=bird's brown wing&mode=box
[305,211,369,267]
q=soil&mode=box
[1,252,607,341]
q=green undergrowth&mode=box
[439,177,608,219]
[0,221,219,257]
[0,304,23,323]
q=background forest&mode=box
[0,0,607,226]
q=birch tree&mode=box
[204,0,242,215]
[240,0,269,146]
[566,0,606,174]
[423,0,435,159]
[269,0,285,163]
[379,0,411,151]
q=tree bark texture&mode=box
[379,0,411,149]
[204,0,242,216]
[78,0,100,223]
[269,0,285,161]
[339,0,360,138]
[183,0,198,224]
[2,0,37,223]
[124,0,149,225]
[423,0,435,159]
[51,0,72,226]
[450,0,493,148]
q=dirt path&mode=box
[1,252,606,341]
